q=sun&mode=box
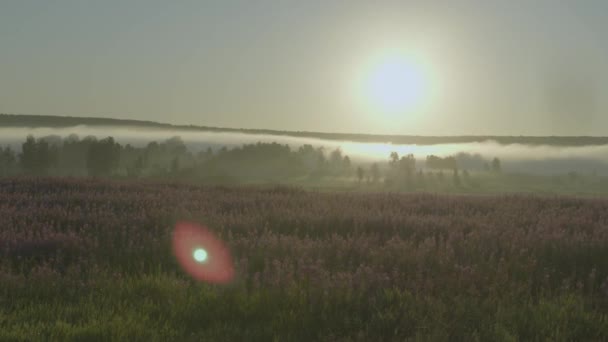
[357,51,431,117]
[367,57,424,112]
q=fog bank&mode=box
[1,125,608,174]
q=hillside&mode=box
[2,113,608,146]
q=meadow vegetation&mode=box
[1,178,608,340]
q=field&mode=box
[2,178,608,341]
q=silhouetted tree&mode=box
[164,136,187,155]
[329,148,343,167]
[325,148,353,176]
[444,156,458,171]
[399,154,416,175]
[456,152,486,171]
[389,152,399,168]
[492,157,502,173]
[86,137,121,176]
[0,146,16,176]
[196,147,213,164]
[356,166,364,184]
[370,163,380,183]
[453,169,461,187]
[171,156,180,173]
[316,148,327,174]
[127,154,146,178]
[295,144,319,171]
[20,135,38,174]
[20,135,57,175]
[426,155,457,171]
[417,169,425,186]
[342,155,352,175]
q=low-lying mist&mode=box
[2,125,608,175]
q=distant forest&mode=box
[0,133,503,188]
[3,113,608,146]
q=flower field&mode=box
[1,177,608,340]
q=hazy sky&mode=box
[1,1,607,136]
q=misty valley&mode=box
[2,123,608,340]
[2,125,608,196]
[3,0,608,338]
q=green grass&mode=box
[2,272,607,341]
[280,172,608,197]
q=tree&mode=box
[20,135,57,175]
[426,155,457,171]
[370,163,380,183]
[443,156,458,171]
[356,166,364,184]
[389,152,399,168]
[196,147,214,163]
[316,148,327,174]
[128,155,146,178]
[0,146,16,176]
[426,155,442,170]
[399,154,416,175]
[417,169,425,186]
[86,137,121,176]
[492,157,502,173]
[171,156,180,173]
[329,148,343,167]
[296,144,318,171]
[164,136,187,155]
[342,155,352,175]
[325,148,354,176]
[453,169,461,187]
[20,135,38,174]
[456,152,486,171]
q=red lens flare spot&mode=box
[172,222,234,284]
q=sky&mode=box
[1,1,607,136]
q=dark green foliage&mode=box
[385,152,416,187]
[7,133,608,196]
[0,146,16,176]
[86,137,121,176]
[20,135,57,175]
[356,166,364,184]
[456,152,487,171]
[426,154,457,171]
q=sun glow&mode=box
[356,50,433,119]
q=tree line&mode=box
[355,152,502,189]
[0,134,502,187]
[0,135,354,183]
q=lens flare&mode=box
[172,222,234,283]
[193,248,208,263]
